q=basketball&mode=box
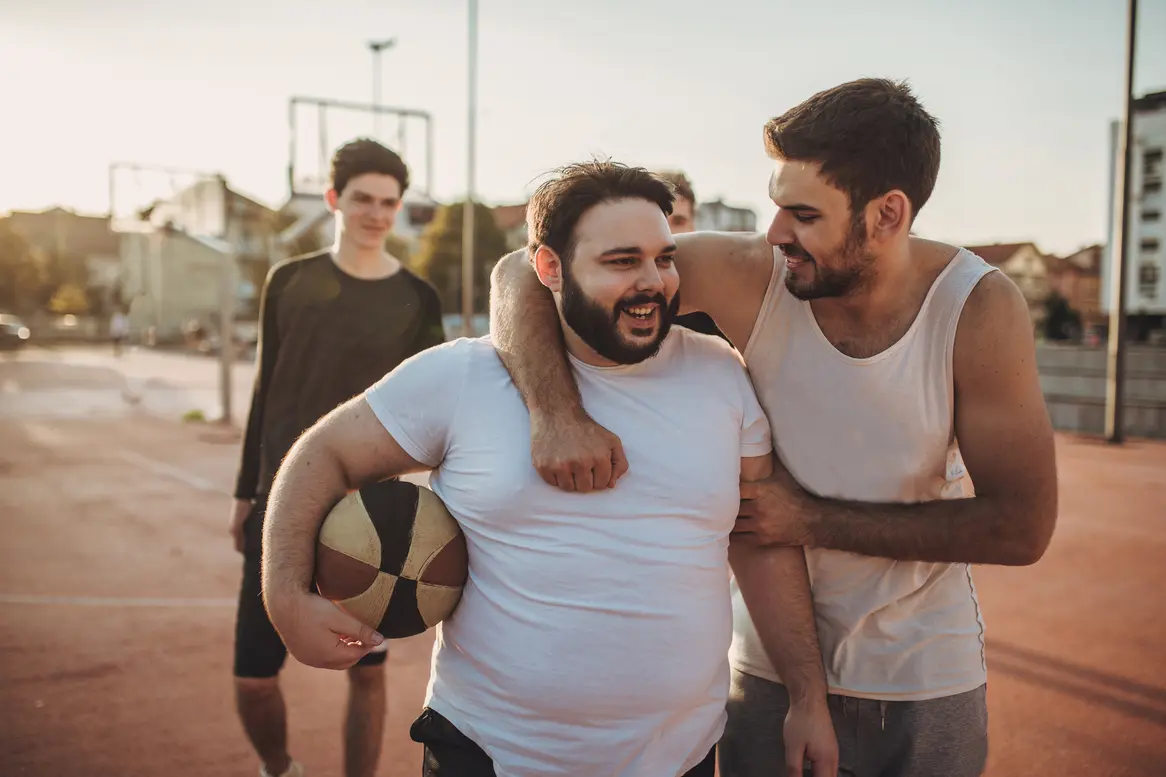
[314,478,467,639]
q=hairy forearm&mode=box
[261,434,352,604]
[729,543,827,703]
[488,251,581,418]
[808,493,1052,566]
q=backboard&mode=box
[288,96,434,199]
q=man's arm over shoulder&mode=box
[673,231,774,349]
[489,251,629,491]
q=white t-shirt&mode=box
[364,329,772,777]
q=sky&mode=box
[2,0,1164,256]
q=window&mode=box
[1144,148,1163,179]
[1138,262,1160,300]
[1141,238,1160,253]
[1144,210,1162,222]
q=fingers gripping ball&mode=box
[314,479,467,639]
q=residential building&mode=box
[119,226,241,343]
[965,242,1051,328]
[1102,89,1166,342]
[4,207,121,308]
[695,199,757,232]
[1048,244,1105,341]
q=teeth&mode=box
[626,306,655,317]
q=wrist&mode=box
[787,676,830,708]
[531,403,588,431]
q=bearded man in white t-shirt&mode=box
[261,160,839,777]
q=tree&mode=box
[48,283,90,315]
[412,201,509,315]
[1043,291,1081,341]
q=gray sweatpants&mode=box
[720,668,988,777]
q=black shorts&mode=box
[409,707,716,777]
[233,498,388,678]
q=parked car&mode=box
[0,313,31,350]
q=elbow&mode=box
[1000,502,1057,566]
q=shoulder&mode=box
[953,267,1034,384]
[398,266,441,301]
[266,250,330,287]
[405,335,497,373]
[957,267,1029,339]
[666,327,750,378]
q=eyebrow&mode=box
[779,203,820,213]
[352,189,399,202]
[600,244,678,257]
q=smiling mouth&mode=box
[623,304,657,321]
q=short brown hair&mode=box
[655,170,695,206]
[330,138,410,196]
[764,79,940,220]
[526,160,674,261]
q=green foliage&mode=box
[1043,291,1081,341]
[412,201,508,314]
[48,283,91,315]
[0,221,47,313]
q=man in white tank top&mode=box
[488,80,1058,777]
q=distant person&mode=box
[655,171,726,340]
[109,309,129,356]
[489,79,1058,777]
[262,160,837,777]
[228,138,445,777]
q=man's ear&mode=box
[533,245,563,293]
[324,188,339,212]
[867,190,910,246]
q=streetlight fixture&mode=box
[368,38,397,138]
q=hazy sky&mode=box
[3,0,1164,255]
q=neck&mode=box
[812,238,916,324]
[332,236,401,280]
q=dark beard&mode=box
[781,215,874,301]
[560,266,680,365]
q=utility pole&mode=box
[1105,0,1138,444]
[461,0,478,337]
[218,175,236,426]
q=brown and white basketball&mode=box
[314,479,467,639]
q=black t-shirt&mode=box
[234,250,445,499]
[675,312,727,340]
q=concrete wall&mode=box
[1038,343,1166,439]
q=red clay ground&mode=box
[1,381,1164,775]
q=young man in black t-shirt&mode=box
[228,138,444,777]
[656,171,726,340]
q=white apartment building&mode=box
[1102,90,1165,338]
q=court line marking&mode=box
[0,594,235,608]
[113,450,223,494]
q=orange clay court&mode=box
[0,358,1164,776]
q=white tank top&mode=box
[729,247,996,701]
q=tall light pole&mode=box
[461,0,478,337]
[1105,0,1138,444]
[368,38,396,138]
